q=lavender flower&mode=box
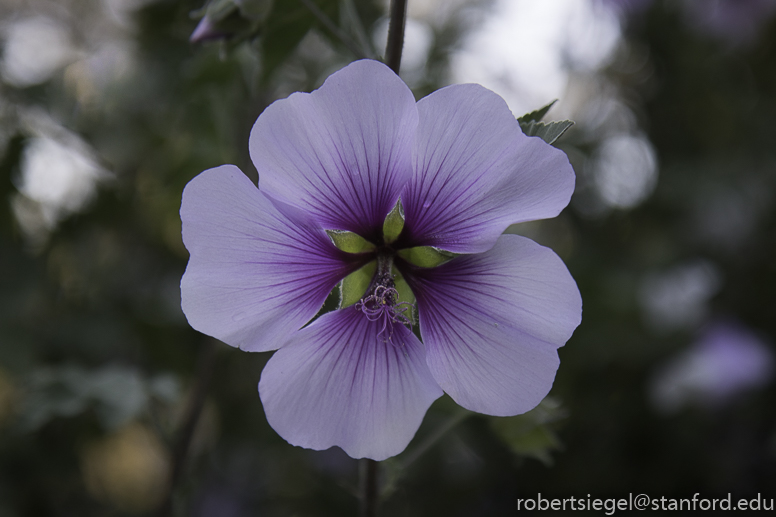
[180,60,581,460]
[189,16,228,44]
[650,320,774,412]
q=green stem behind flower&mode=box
[356,6,409,515]
[385,0,408,74]
[153,339,217,517]
[359,459,379,517]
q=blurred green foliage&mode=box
[0,0,775,516]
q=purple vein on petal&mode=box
[181,165,365,353]
[249,60,418,238]
[400,234,581,416]
[259,306,442,460]
[402,83,575,254]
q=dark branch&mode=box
[359,458,379,517]
[384,0,408,74]
[153,339,217,517]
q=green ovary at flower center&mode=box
[325,201,413,325]
[340,252,416,331]
[326,198,454,327]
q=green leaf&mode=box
[260,0,340,80]
[398,246,457,268]
[383,198,405,244]
[519,120,574,145]
[326,229,375,253]
[489,398,566,466]
[201,0,239,21]
[517,100,557,124]
[238,0,273,21]
[339,261,376,308]
[499,425,560,466]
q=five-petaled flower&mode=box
[180,59,582,461]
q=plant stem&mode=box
[384,0,408,74]
[359,458,379,517]
[153,339,217,517]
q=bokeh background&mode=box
[1,0,775,515]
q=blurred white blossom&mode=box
[452,0,621,116]
[1,17,78,87]
[639,260,721,333]
[592,134,658,209]
[12,118,108,245]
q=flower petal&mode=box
[259,307,443,460]
[180,165,361,352]
[249,59,418,240]
[401,84,575,253]
[403,235,581,416]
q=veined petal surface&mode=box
[180,165,360,352]
[404,235,582,416]
[249,60,418,240]
[259,307,443,460]
[402,84,575,253]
